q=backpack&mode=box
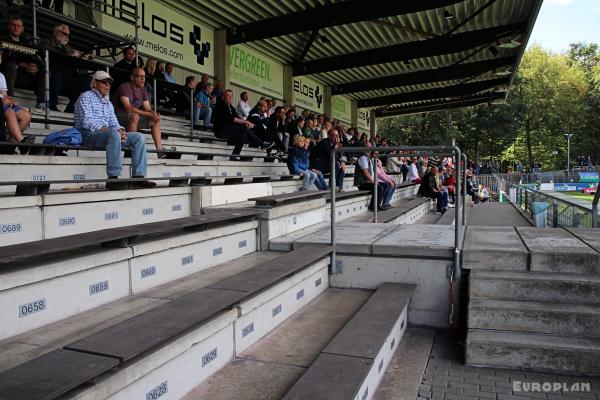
[42,128,83,146]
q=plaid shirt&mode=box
[74,89,120,132]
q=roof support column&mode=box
[370,110,377,137]
[324,86,332,119]
[214,29,230,87]
[283,65,293,107]
[351,101,358,129]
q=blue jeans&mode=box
[299,170,328,191]
[382,183,395,206]
[194,105,212,127]
[82,129,147,177]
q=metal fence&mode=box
[513,186,595,228]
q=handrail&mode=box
[329,145,462,279]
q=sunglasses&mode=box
[57,30,70,37]
[98,79,113,85]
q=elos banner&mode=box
[97,0,214,74]
[292,76,324,114]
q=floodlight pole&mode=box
[565,133,573,182]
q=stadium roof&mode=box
[175,0,542,116]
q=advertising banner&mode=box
[229,44,283,99]
[292,76,324,114]
[97,0,214,74]
[331,95,351,124]
[578,172,599,183]
[357,109,370,131]
[554,183,596,191]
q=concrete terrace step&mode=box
[0,246,333,400]
[282,283,415,400]
[517,227,600,275]
[0,218,260,340]
[470,270,600,304]
[468,299,600,338]
[466,329,600,375]
[183,288,373,400]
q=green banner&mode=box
[357,109,371,131]
[229,45,283,98]
[292,76,324,114]
[332,95,351,124]
[97,0,214,74]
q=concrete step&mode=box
[466,329,600,375]
[469,299,600,338]
[470,270,600,304]
[517,227,600,275]
[182,288,373,399]
[0,249,332,399]
[0,219,258,340]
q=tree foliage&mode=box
[377,44,599,170]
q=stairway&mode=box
[466,269,600,375]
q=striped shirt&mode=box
[74,89,120,132]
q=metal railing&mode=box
[514,185,598,228]
[329,145,463,274]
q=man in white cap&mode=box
[74,71,155,189]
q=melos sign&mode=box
[357,109,371,131]
[293,76,324,114]
[97,0,214,74]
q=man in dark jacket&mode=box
[313,129,345,191]
[418,166,448,213]
[213,89,272,159]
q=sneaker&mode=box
[130,176,157,188]
[18,135,35,155]
[260,141,274,150]
[381,204,392,210]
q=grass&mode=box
[563,191,595,202]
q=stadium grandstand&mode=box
[0,1,598,400]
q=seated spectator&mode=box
[287,135,327,191]
[39,23,91,112]
[236,91,251,119]
[247,100,269,141]
[289,116,304,144]
[386,152,403,175]
[320,118,332,141]
[481,186,490,203]
[313,129,346,192]
[1,16,44,105]
[163,62,176,83]
[112,46,136,90]
[443,169,456,204]
[354,146,393,211]
[0,63,33,150]
[406,157,421,183]
[112,67,165,153]
[193,82,213,129]
[269,99,277,116]
[143,58,157,97]
[418,165,448,214]
[375,157,396,209]
[285,107,296,126]
[154,62,165,81]
[197,74,209,92]
[267,105,289,154]
[74,71,155,189]
[212,80,224,100]
[466,173,478,203]
[212,89,272,159]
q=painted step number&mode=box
[19,298,46,318]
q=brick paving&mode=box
[417,332,600,400]
[466,203,532,226]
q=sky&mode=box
[527,0,600,53]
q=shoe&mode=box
[130,176,157,188]
[229,156,241,161]
[35,103,47,111]
[18,135,35,155]
[260,141,274,150]
[381,204,392,210]
[157,152,168,159]
[105,177,130,190]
